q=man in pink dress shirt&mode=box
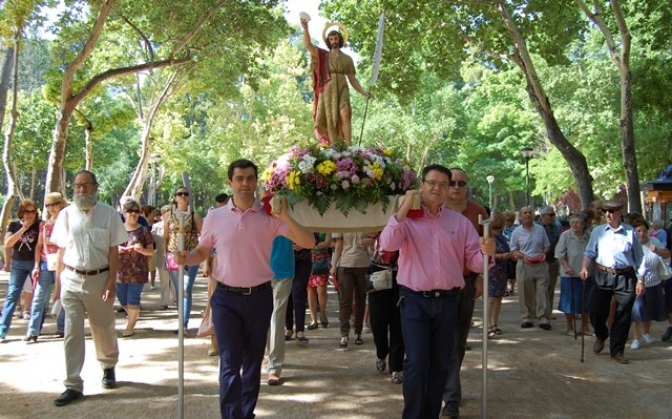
[175,159,315,419]
[380,164,495,419]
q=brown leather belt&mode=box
[595,263,634,275]
[65,265,109,276]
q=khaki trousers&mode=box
[516,260,550,323]
[61,269,119,392]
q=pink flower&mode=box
[341,180,351,190]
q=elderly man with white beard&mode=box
[51,170,128,407]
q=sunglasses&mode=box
[23,209,37,214]
[545,213,556,217]
[449,180,467,188]
[603,208,620,214]
[126,209,140,214]
[45,203,61,208]
[175,192,189,197]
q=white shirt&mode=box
[52,202,127,270]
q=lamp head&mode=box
[486,175,495,184]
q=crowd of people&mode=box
[1,162,672,419]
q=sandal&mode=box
[390,371,403,384]
[285,331,293,341]
[495,328,503,335]
[267,374,281,386]
[339,336,348,348]
[487,328,496,339]
[306,322,318,330]
[355,334,363,345]
[376,358,387,373]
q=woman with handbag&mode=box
[368,234,404,384]
[307,232,331,330]
[630,218,670,350]
[24,193,66,342]
[164,186,203,335]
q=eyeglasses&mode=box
[73,182,95,190]
[175,192,189,197]
[424,180,450,190]
[449,180,467,188]
[45,203,60,208]
[126,209,140,214]
[603,208,620,214]
[23,209,37,214]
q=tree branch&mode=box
[574,0,619,64]
[118,13,155,64]
[169,0,227,58]
[62,0,118,103]
[71,55,191,108]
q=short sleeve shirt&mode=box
[7,220,40,261]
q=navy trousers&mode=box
[399,288,459,419]
[212,285,273,419]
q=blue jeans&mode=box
[27,261,55,336]
[212,284,273,419]
[57,307,65,333]
[116,283,145,307]
[0,259,34,336]
[399,289,459,419]
[169,265,199,328]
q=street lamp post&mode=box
[148,153,161,206]
[521,147,534,207]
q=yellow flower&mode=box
[316,160,337,176]
[286,171,301,190]
[383,149,393,156]
[370,162,383,180]
[262,167,273,182]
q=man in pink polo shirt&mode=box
[176,159,315,419]
[380,164,495,419]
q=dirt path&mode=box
[2,272,671,419]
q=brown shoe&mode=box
[611,353,629,364]
[593,338,605,353]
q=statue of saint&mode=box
[301,16,371,145]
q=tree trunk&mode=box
[574,0,640,212]
[497,3,594,207]
[0,48,14,138]
[84,120,93,171]
[620,68,640,212]
[0,36,22,242]
[122,72,178,202]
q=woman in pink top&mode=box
[25,193,66,342]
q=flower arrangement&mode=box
[263,142,419,216]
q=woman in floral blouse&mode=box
[117,199,154,337]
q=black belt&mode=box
[217,281,271,295]
[65,265,109,276]
[400,285,460,298]
[595,263,634,275]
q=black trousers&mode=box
[368,271,405,372]
[590,269,636,356]
[286,258,311,333]
[442,272,477,406]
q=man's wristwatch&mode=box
[637,279,644,284]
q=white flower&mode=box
[351,174,360,184]
[298,154,316,173]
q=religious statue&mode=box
[301,14,371,145]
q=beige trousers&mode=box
[61,269,119,392]
[516,260,550,324]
